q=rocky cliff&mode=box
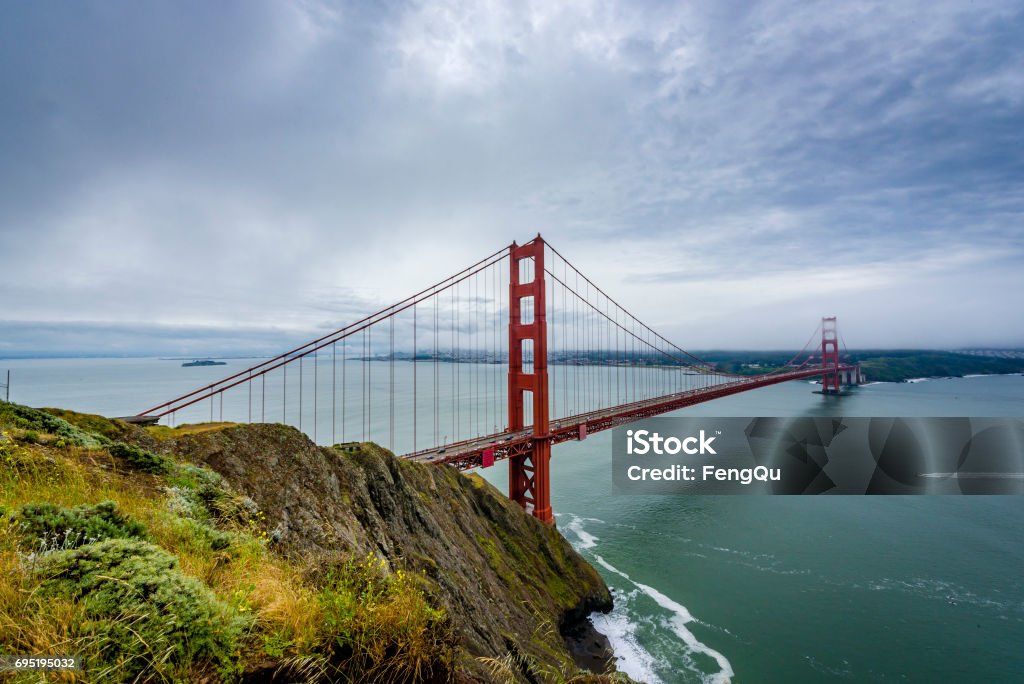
[1,402,620,682]
[147,423,613,679]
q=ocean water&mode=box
[506,376,1024,683]
[3,358,1023,683]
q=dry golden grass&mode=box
[145,422,236,441]
[247,562,323,652]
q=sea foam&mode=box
[589,609,665,684]
[566,515,735,684]
[594,554,734,684]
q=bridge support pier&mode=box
[508,236,553,525]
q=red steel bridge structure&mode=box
[138,235,855,525]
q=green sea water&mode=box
[483,376,1024,683]
[4,358,1022,682]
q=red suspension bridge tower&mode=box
[821,316,842,394]
[507,236,553,524]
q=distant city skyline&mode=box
[1,1,1022,355]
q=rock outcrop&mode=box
[144,423,613,680]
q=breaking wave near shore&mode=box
[561,514,734,684]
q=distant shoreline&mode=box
[3,351,1023,386]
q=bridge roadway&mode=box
[404,365,852,470]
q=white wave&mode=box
[589,610,664,684]
[633,580,735,684]
[563,521,665,682]
[905,377,929,383]
[565,514,600,550]
[594,553,625,577]
[594,554,734,684]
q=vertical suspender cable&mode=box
[573,268,578,416]
[565,259,573,413]
[313,350,318,443]
[455,280,460,439]
[551,258,557,418]
[591,285,596,410]
[389,315,394,451]
[492,262,497,430]
[434,293,438,446]
[332,344,337,444]
[367,326,372,441]
[362,328,366,441]
[474,271,478,437]
[342,339,346,442]
[413,301,417,454]
[488,263,493,430]
[451,285,455,444]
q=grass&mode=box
[316,553,456,682]
[0,404,460,683]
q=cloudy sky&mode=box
[1,0,1022,356]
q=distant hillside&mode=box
[848,350,1024,383]
[694,350,1024,383]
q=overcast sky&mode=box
[1,0,1022,356]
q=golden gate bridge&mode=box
[135,235,856,524]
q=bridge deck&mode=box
[403,365,850,470]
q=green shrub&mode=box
[14,501,147,551]
[165,486,235,551]
[37,538,248,682]
[166,485,211,521]
[40,407,133,441]
[167,462,224,490]
[109,442,171,474]
[182,516,233,552]
[0,402,108,448]
[0,432,32,471]
[163,463,255,553]
[166,474,245,522]
[195,481,258,525]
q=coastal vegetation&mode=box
[0,402,623,683]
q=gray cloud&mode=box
[1,0,1022,354]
